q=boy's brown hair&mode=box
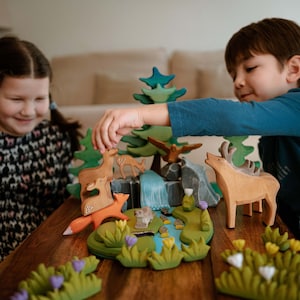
[225,18,300,84]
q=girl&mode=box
[0,36,82,261]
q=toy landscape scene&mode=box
[55,67,299,300]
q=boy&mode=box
[92,18,300,237]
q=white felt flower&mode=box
[258,266,276,281]
[227,253,243,268]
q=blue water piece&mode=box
[140,170,170,210]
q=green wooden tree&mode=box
[223,136,260,168]
[67,128,103,198]
[121,67,188,172]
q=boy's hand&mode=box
[92,108,143,153]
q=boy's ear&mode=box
[286,55,300,83]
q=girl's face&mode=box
[0,76,50,136]
[230,54,296,102]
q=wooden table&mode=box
[0,197,292,300]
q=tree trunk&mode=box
[150,153,161,175]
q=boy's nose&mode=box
[234,75,245,88]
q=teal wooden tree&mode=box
[223,136,260,168]
[67,128,103,198]
[121,67,188,171]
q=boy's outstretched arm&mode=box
[92,103,170,153]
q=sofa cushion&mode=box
[196,64,235,98]
[51,48,169,106]
[170,50,235,100]
[94,73,143,104]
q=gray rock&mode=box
[181,157,220,207]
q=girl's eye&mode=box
[36,97,47,101]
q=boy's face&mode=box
[0,76,50,136]
[230,54,296,102]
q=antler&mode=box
[219,141,260,176]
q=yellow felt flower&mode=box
[232,239,246,251]
[289,238,300,253]
[115,220,127,231]
[265,242,279,256]
[163,237,175,249]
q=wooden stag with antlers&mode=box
[205,141,279,228]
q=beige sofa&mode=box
[51,48,260,179]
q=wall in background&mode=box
[5,0,300,59]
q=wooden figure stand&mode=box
[205,141,279,228]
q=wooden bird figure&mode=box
[148,136,202,163]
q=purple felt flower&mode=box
[10,289,28,300]
[125,235,137,247]
[49,275,64,290]
[199,200,208,210]
[72,259,85,272]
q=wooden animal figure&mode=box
[148,136,202,163]
[134,206,155,229]
[63,193,129,235]
[81,176,113,216]
[78,148,118,214]
[116,154,146,179]
[205,141,279,229]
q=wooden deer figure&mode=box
[78,148,118,215]
[116,154,146,179]
[81,176,113,216]
[205,141,279,228]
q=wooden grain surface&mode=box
[0,197,293,300]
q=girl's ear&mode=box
[286,55,300,83]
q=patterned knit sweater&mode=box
[0,120,73,261]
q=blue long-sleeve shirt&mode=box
[167,88,300,212]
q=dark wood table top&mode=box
[0,197,292,300]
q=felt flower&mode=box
[289,238,300,253]
[10,289,28,300]
[227,253,243,269]
[163,237,175,249]
[232,239,246,251]
[198,200,208,210]
[259,265,276,281]
[72,259,85,272]
[265,242,279,256]
[125,235,137,248]
[115,220,127,231]
[49,275,64,290]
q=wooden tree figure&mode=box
[223,136,260,168]
[121,66,189,173]
[67,128,104,199]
